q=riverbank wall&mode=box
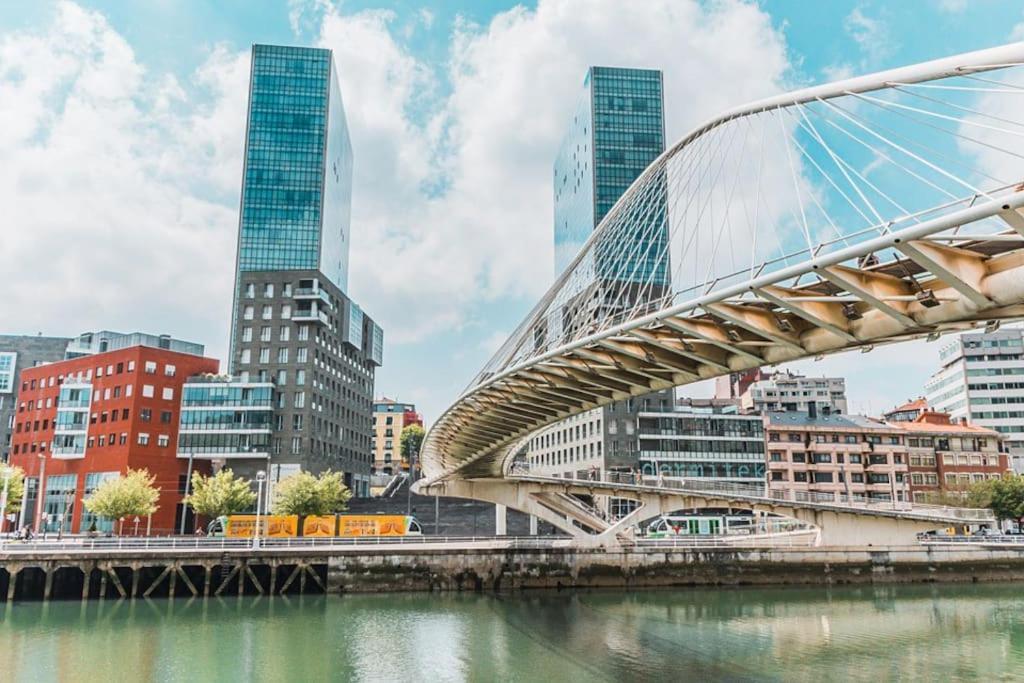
[3,544,1024,601]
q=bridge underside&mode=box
[418,478,963,548]
[425,201,1024,481]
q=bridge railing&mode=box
[0,535,580,554]
[512,469,994,520]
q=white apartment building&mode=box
[740,371,848,415]
[925,328,1024,472]
[523,408,604,479]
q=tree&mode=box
[186,469,256,519]
[987,475,1024,523]
[966,478,997,510]
[83,469,159,530]
[0,465,25,517]
[401,423,425,468]
[272,470,351,516]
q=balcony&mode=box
[51,446,85,460]
[293,306,330,325]
[293,286,331,307]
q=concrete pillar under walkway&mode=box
[495,504,507,536]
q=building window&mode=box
[279,327,290,342]
[160,410,172,424]
[297,348,308,363]
[262,305,272,320]
[243,306,254,320]
[164,364,176,377]
[277,370,287,386]
[138,433,150,446]
[162,387,174,401]
[296,370,305,385]
[157,435,169,447]
[245,283,255,298]
[264,283,274,297]
[291,437,301,454]
[142,385,155,398]
[140,409,151,422]
[297,326,309,341]
[278,348,289,363]
[242,327,252,342]
[281,304,292,319]
[260,326,272,342]
[294,392,305,408]
[144,361,157,374]
[240,349,251,364]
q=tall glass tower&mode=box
[226,44,380,496]
[553,66,668,288]
[235,44,353,291]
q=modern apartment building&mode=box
[9,341,218,534]
[765,411,910,503]
[925,328,1024,472]
[636,399,765,483]
[0,335,71,463]
[524,398,764,482]
[227,44,382,494]
[371,398,423,475]
[893,411,1008,503]
[740,371,848,415]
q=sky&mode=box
[2,0,1024,424]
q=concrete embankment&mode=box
[327,545,1024,592]
[3,543,1024,601]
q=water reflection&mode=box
[1,584,1023,682]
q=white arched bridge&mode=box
[415,43,1024,546]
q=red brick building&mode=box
[890,411,1011,503]
[10,346,218,534]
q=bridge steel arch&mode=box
[416,43,1024,543]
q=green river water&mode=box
[2,583,1024,682]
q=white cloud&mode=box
[311,0,792,346]
[0,0,795,420]
[844,6,894,66]
[938,0,968,14]
[0,1,248,363]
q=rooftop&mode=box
[889,411,1000,436]
[766,411,895,432]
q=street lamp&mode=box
[34,453,46,535]
[253,470,266,550]
[179,451,194,535]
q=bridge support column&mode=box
[529,515,538,535]
[495,504,507,536]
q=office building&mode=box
[889,411,1009,503]
[0,335,71,463]
[765,410,909,503]
[371,398,423,475]
[740,370,848,415]
[553,66,668,284]
[925,328,1024,472]
[9,341,217,534]
[527,65,673,489]
[227,45,382,494]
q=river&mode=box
[2,583,1023,681]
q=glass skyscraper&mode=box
[553,66,668,288]
[236,44,352,291]
[226,44,380,496]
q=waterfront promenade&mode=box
[3,535,1024,602]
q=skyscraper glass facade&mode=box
[236,44,353,291]
[553,66,668,288]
